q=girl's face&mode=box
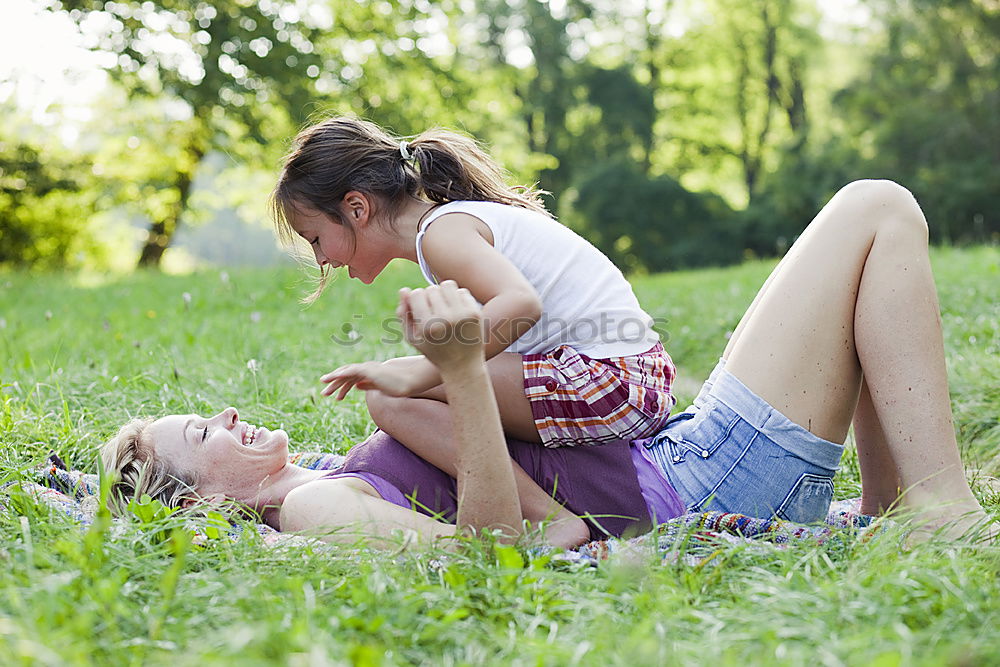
[145,408,289,505]
[289,197,396,285]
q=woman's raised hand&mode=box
[398,281,485,373]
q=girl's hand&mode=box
[321,282,483,398]
[320,360,418,399]
[398,282,485,373]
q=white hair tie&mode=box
[399,140,413,161]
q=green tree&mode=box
[0,117,102,269]
[738,140,863,256]
[57,0,324,267]
[566,159,736,273]
[836,0,1000,242]
[653,0,820,206]
[473,0,588,203]
[305,2,503,149]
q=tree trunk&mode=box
[750,2,778,197]
[734,32,758,197]
[641,0,664,174]
[784,56,807,137]
[136,146,203,269]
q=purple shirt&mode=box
[630,441,687,521]
[327,430,684,540]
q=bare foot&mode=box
[903,501,997,547]
[535,515,590,549]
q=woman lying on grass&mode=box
[102,282,663,547]
[103,180,994,547]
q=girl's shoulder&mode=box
[423,199,549,237]
[432,200,550,220]
[420,206,496,248]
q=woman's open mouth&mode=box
[242,424,260,447]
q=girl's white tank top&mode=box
[415,200,659,358]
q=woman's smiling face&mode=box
[145,408,290,504]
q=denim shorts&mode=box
[642,359,845,523]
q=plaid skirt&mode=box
[522,342,676,447]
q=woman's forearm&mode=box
[441,360,522,541]
[395,281,524,540]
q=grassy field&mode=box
[1,246,998,665]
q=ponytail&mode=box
[407,128,551,217]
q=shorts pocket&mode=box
[627,379,672,423]
[775,473,834,524]
[550,346,591,381]
[662,398,738,462]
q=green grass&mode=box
[1,246,998,665]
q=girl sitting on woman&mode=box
[102,282,669,547]
[104,181,995,545]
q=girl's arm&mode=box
[323,213,542,398]
[419,212,544,360]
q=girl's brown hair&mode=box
[270,116,550,300]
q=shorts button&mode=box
[672,455,681,462]
[553,348,563,360]
[700,450,710,458]
[545,380,558,392]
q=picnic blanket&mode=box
[3,453,877,563]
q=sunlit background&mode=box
[1,0,995,274]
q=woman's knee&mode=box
[835,179,928,236]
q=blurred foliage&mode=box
[3,0,998,271]
[0,113,106,269]
[835,0,1000,244]
[738,140,865,257]
[56,0,325,266]
[656,0,821,200]
[564,159,737,273]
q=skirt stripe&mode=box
[522,342,676,447]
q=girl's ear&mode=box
[341,191,371,226]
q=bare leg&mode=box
[854,378,902,515]
[722,179,986,538]
[409,352,541,442]
[725,255,904,517]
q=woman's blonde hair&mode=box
[270,115,551,302]
[100,418,198,515]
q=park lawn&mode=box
[1,246,998,665]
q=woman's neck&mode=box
[247,463,328,530]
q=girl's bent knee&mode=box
[365,390,391,418]
[365,391,409,431]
